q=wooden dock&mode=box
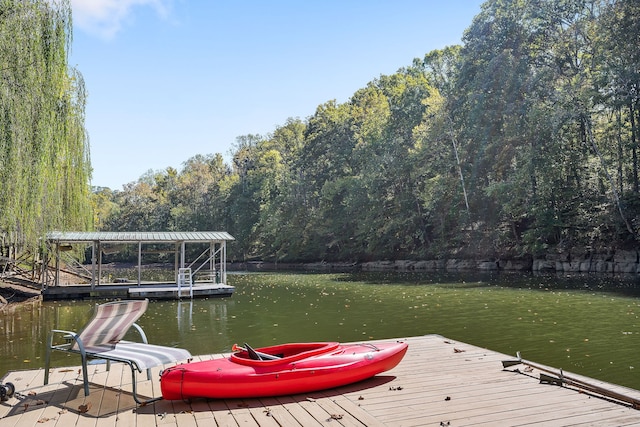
[2,335,640,426]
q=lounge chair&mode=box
[44,299,191,403]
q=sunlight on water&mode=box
[1,271,639,389]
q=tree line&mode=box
[2,0,639,266]
[96,0,640,263]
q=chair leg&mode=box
[127,363,161,405]
[80,356,90,396]
[44,335,52,386]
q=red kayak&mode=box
[160,340,408,400]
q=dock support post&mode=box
[137,242,142,286]
[90,242,96,289]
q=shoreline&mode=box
[3,251,640,303]
[231,251,640,275]
[0,281,41,305]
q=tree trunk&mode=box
[616,108,624,194]
[629,100,639,193]
[585,117,635,238]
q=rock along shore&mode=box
[232,250,640,274]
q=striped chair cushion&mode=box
[83,342,192,371]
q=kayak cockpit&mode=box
[231,342,340,366]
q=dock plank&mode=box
[319,394,386,427]
[2,367,82,427]
[207,399,240,426]
[247,401,281,427]
[3,335,640,426]
[292,397,338,425]
[274,396,324,426]
[223,399,260,426]
[257,396,304,427]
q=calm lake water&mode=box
[2,271,640,390]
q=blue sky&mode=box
[69,0,484,190]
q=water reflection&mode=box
[1,272,639,390]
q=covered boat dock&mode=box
[43,231,235,300]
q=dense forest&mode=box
[2,0,640,267]
[95,0,640,264]
[0,0,91,253]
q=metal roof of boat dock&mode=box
[46,231,235,243]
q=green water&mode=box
[1,272,640,390]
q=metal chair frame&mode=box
[44,299,191,404]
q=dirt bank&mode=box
[0,280,41,304]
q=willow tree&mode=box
[0,0,91,252]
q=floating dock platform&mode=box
[41,282,235,300]
[2,335,640,426]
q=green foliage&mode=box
[0,0,91,250]
[95,0,640,262]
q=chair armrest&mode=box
[47,329,86,355]
[130,323,150,344]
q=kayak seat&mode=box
[243,343,282,360]
[44,299,192,404]
[244,343,262,360]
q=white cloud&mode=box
[71,0,171,39]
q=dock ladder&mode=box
[177,268,193,298]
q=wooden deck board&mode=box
[257,396,305,427]
[207,399,240,426]
[2,335,640,426]
[274,395,325,426]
